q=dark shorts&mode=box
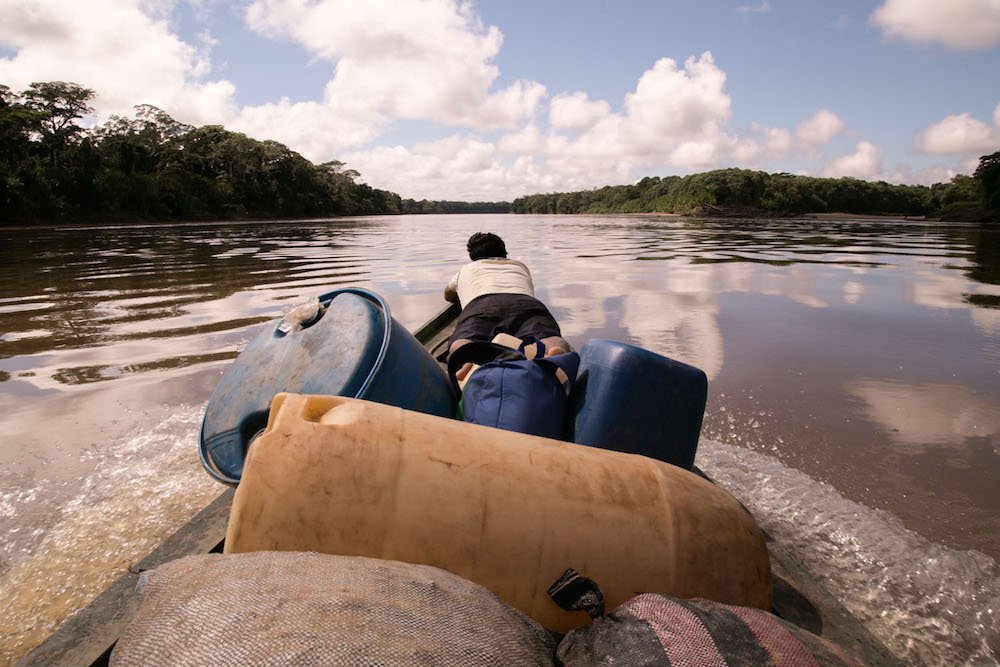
[450,293,562,348]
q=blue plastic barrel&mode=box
[568,340,707,469]
[199,288,456,485]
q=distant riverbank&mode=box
[570,209,960,223]
[510,166,999,223]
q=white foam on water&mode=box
[697,438,1000,666]
[0,407,220,664]
[0,486,38,519]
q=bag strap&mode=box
[448,336,577,397]
[446,341,523,395]
[548,568,605,619]
[532,337,580,396]
[517,336,545,360]
[537,356,574,396]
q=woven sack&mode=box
[111,551,556,666]
[556,593,862,667]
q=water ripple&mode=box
[698,439,1000,665]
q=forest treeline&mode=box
[0,81,410,223]
[3,81,998,225]
[512,158,1000,221]
[401,199,510,214]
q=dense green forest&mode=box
[3,80,997,225]
[512,158,1000,221]
[401,199,510,214]
[0,81,410,224]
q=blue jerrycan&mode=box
[199,288,456,484]
[568,339,707,469]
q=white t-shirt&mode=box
[447,259,535,307]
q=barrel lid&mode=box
[200,290,386,484]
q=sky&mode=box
[1,0,999,201]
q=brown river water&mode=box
[0,214,998,664]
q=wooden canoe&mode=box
[19,300,901,666]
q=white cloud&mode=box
[624,53,731,148]
[549,92,611,132]
[796,108,845,145]
[744,108,845,162]
[230,99,383,162]
[347,54,875,198]
[552,52,733,172]
[994,101,1000,128]
[916,112,1000,155]
[669,140,721,167]
[886,163,952,185]
[728,136,761,162]
[736,1,772,15]
[407,51,740,191]
[870,0,1000,51]
[763,128,792,156]
[496,124,572,158]
[823,141,883,178]
[497,124,544,154]
[344,136,566,201]
[0,0,236,124]
[243,0,544,134]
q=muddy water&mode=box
[1,215,998,664]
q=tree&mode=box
[0,85,41,156]
[319,160,365,214]
[974,151,1000,213]
[134,104,194,141]
[22,81,95,137]
[22,81,95,170]
[3,80,425,223]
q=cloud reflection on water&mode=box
[849,379,1000,450]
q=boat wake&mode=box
[0,407,218,665]
[3,411,997,666]
[697,439,1000,666]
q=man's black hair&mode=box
[467,232,507,260]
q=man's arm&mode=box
[444,271,460,303]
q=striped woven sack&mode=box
[556,592,862,667]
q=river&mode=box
[1,214,998,664]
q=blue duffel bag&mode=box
[448,338,580,441]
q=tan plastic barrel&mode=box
[225,393,772,632]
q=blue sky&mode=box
[1,0,998,200]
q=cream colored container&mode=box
[225,393,771,632]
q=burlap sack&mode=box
[111,551,556,666]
